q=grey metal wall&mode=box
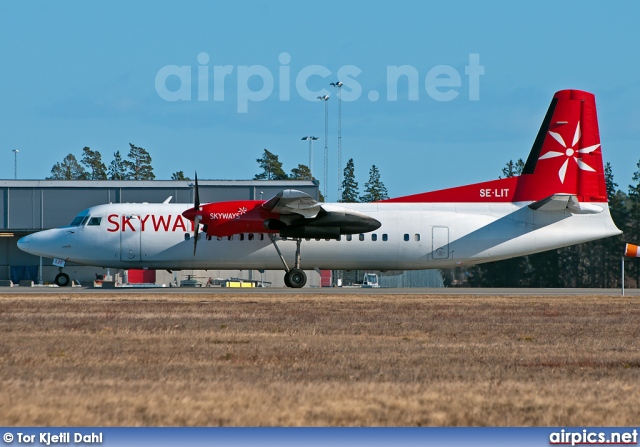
[0,180,319,231]
[0,179,319,283]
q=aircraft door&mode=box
[431,226,450,260]
[120,215,142,261]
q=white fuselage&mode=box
[17,201,621,271]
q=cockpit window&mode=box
[70,215,87,227]
[87,217,102,226]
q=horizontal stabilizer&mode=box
[529,194,603,214]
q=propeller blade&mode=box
[194,172,200,210]
[192,172,201,256]
[193,215,200,256]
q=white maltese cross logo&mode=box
[538,121,600,183]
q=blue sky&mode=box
[1,1,639,201]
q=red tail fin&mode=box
[384,89,608,203]
[517,89,606,202]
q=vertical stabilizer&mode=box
[383,90,608,204]
[515,89,606,202]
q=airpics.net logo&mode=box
[155,52,484,113]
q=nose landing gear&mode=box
[54,268,70,287]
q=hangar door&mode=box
[431,226,450,260]
[120,215,141,261]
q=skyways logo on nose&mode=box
[209,207,248,220]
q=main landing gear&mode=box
[54,267,70,287]
[268,234,307,288]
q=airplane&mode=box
[18,89,622,288]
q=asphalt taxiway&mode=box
[0,286,637,296]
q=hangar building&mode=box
[0,179,321,287]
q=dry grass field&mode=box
[0,292,639,426]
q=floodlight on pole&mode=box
[301,136,319,178]
[317,94,329,199]
[12,149,19,180]
[330,81,343,198]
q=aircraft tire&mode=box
[283,273,292,288]
[55,273,70,287]
[286,269,306,288]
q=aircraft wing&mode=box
[260,189,381,238]
[261,189,322,218]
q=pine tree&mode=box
[124,143,155,180]
[501,158,525,178]
[254,149,288,180]
[171,171,190,180]
[47,154,88,180]
[360,165,388,202]
[627,160,640,286]
[81,147,107,180]
[599,162,626,287]
[107,151,128,180]
[340,158,359,203]
[290,164,312,180]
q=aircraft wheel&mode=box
[286,269,306,288]
[283,272,292,288]
[55,273,70,287]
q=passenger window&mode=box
[228,235,233,241]
[382,234,388,241]
[87,217,102,226]
[346,235,352,241]
[359,234,364,241]
[259,234,264,241]
[239,234,245,241]
[184,233,190,241]
[372,234,377,241]
[248,233,254,241]
[415,234,420,241]
[404,234,409,241]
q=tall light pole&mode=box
[301,136,318,178]
[330,81,343,199]
[317,94,329,199]
[12,149,19,180]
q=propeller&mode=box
[193,172,200,256]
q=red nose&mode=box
[182,208,198,221]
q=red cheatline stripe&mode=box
[625,243,639,258]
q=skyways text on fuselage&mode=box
[107,214,195,232]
